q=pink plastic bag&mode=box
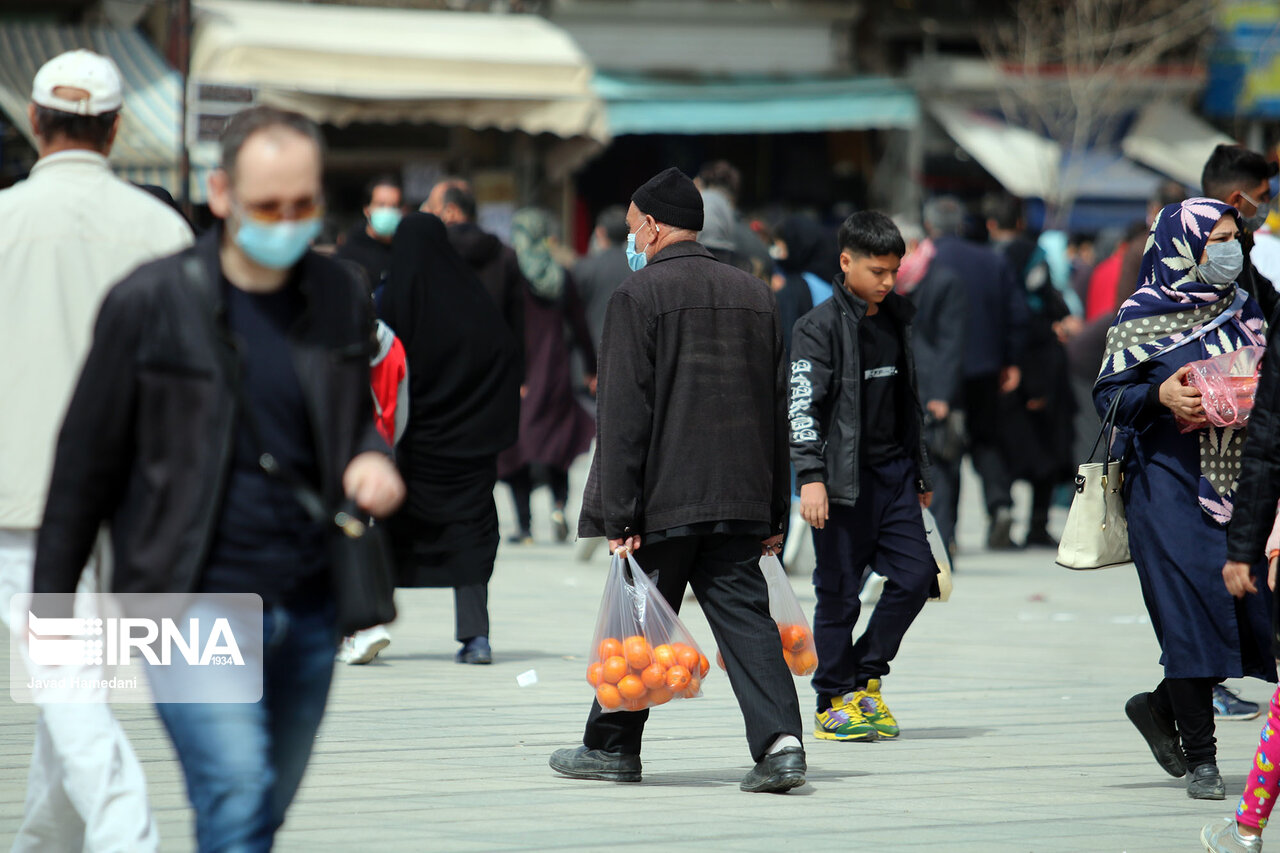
[1175,346,1264,433]
[585,552,710,713]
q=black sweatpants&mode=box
[963,374,1014,516]
[811,457,936,702]
[454,583,488,642]
[1151,676,1217,769]
[581,533,803,763]
[506,464,570,533]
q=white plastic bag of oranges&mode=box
[718,555,818,677]
[586,551,711,713]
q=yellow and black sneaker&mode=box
[854,679,900,739]
[814,694,877,742]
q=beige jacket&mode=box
[0,150,193,528]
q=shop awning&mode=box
[191,0,607,141]
[1121,101,1235,188]
[929,103,1061,200]
[0,23,210,199]
[593,73,918,136]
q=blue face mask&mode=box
[1198,239,1244,288]
[626,222,654,272]
[235,216,323,270]
[369,207,402,238]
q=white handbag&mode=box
[1056,393,1132,570]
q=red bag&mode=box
[585,552,710,713]
[1175,346,1264,433]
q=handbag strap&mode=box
[1085,390,1125,465]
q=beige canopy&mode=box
[191,0,608,142]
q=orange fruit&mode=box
[792,650,818,675]
[698,654,710,678]
[674,644,700,671]
[648,686,673,706]
[622,696,648,711]
[597,682,622,709]
[653,644,677,668]
[617,674,646,700]
[623,635,652,669]
[598,637,624,661]
[782,649,796,671]
[780,624,808,653]
[640,662,667,690]
[602,656,628,684]
[716,650,726,671]
[684,676,701,697]
[586,662,604,686]
[665,664,691,691]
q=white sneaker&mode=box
[338,625,391,665]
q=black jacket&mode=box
[577,241,789,539]
[33,228,389,596]
[1227,317,1280,564]
[447,222,526,379]
[789,285,931,506]
[333,224,392,292]
[931,235,1029,380]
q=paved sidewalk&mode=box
[0,484,1270,852]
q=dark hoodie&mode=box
[447,223,526,379]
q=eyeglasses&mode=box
[235,197,324,224]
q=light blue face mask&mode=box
[1198,239,1244,288]
[235,216,323,270]
[626,222,654,272]
[369,207,402,238]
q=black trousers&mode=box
[581,534,803,763]
[930,455,960,549]
[962,374,1014,515]
[811,458,936,701]
[1151,676,1217,769]
[505,464,570,533]
[455,583,488,642]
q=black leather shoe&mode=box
[1187,763,1226,800]
[548,746,641,782]
[740,746,806,793]
[1125,692,1186,778]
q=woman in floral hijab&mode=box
[1095,198,1275,802]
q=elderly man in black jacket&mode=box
[550,167,805,794]
[33,106,404,852]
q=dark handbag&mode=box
[924,410,966,464]
[180,258,397,635]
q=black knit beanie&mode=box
[631,167,704,231]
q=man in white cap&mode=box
[0,49,192,852]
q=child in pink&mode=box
[1202,505,1280,852]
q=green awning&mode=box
[594,73,918,136]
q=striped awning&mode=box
[0,23,210,200]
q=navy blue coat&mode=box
[1095,346,1276,682]
[931,236,1029,379]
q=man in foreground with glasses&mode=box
[33,105,405,851]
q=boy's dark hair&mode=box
[982,193,1023,231]
[596,204,628,244]
[1201,144,1277,200]
[219,105,325,178]
[838,210,906,259]
[364,173,401,206]
[442,184,477,222]
[32,105,118,151]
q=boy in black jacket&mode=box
[789,211,935,742]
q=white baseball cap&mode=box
[32,50,123,116]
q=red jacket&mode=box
[370,321,408,446]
